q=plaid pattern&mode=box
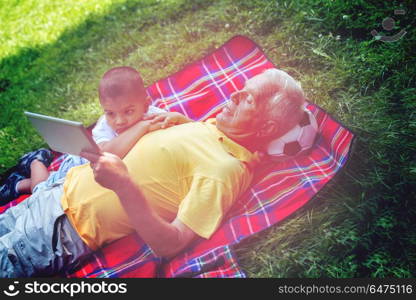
[167,246,246,278]
[0,36,354,277]
[47,151,67,172]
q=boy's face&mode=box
[101,94,150,134]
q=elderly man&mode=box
[0,68,305,277]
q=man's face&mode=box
[101,94,149,134]
[216,73,268,140]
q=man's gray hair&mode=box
[260,68,306,138]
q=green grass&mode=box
[1,0,415,277]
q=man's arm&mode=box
[116,179,197,258]
[80,151,198,258]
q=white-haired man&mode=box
[0,68,305,277]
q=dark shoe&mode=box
[0,172,25,205]
[16,148,53,177]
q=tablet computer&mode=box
[25,111,100,156]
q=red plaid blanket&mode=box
[0,36,354,278]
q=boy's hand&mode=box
[143,112,191,131]
[132,118,163,133]
[133,119,163,134]
[80,151,130,192]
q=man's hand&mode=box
[143,112,191,131]
[80,151,130,192]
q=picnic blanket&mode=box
[0,35,354,278]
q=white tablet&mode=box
[25,111,100,156]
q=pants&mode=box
[0,180,92,277]
[33,154,88,193]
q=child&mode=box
[0,66,183,203]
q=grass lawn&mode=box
[1,0,415,277]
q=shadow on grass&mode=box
[0,0,211,129]
[234,135,370,277]
[0,0,213,173]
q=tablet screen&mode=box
[25,111,100,156]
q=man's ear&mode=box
[258,120,278,138]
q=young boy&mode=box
[0,66,186,202]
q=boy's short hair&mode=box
[99,66,146,102]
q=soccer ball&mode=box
[266,108,319,161]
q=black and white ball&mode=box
[267,108,318,161]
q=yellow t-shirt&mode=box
[61,119,255,250]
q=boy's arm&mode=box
[97,120,151,159]
[143,111,193,128]
[97,112,192,159]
